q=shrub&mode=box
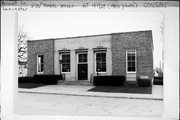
[138,79,152,87]
[153,76,163,85]
[34,75,63,85]
[93,76,125,86]
[18,76,34,83]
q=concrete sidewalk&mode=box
[18,85,163,101]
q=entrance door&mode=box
[78,64,88,80]
[77,53,88,80]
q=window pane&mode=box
[96,52,106,72]
[37,55,44,73]
[101,63,106,72]
[67,58,70,63]
[132,62,135,67]
[127,51,136,72]
[62,55,65,63]
[128,62,132,67]
[62,64,70,72]
[62,54,70,63]
[128,56,131,61]
[79,53,87,63]
[131,55,135,60]
[128,67,131,71]
[83,54,87,62]
[78,54,82,62]
[96,53,100,58]
[102,54,106,62]
[41,63,44,72]
[61,54,70,72]
[132,67,135,71]
[38,65,41,72]
[41,56,43,63]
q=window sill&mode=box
[95,72,107,74]
[126,72,136,73]
[37,72,44,74]
[61,72,71,74]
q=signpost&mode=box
[97,60,99,76]
[59,59,62,75]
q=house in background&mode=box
[18,61,27,77]
[27,30,153,86]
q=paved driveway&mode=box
[19,85,163,100]
[18,93,163,116]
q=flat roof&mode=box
[27,30,152,42]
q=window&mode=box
[96,52,106,72]
[61,53,70,72]
[127,50,136,72]
[37,55,44,73]
[78,53,87,63]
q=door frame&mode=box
[126,50,137,81]
[76,52,88,80]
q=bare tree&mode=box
[155,67,163,77]
[18,28,30,63]
[160,21,164,71]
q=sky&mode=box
[18,11,163,69]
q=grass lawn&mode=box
[88,86,152,94]
[19,83,47,89]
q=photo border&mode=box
[1,1,179,120]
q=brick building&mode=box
[27,30,153,85]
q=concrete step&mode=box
[126,81,137,86]
[58,80,93,86]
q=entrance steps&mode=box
[125,81,138,87]
[58,80,93,86]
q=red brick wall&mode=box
[111,30,153,80]
[27,39,54,76]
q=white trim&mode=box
[77,52,88,64]
[37,54,44,74]
[126,50,137,73]
[76,52,88,80]
[60,53,71,73]
[94,51,107,73]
